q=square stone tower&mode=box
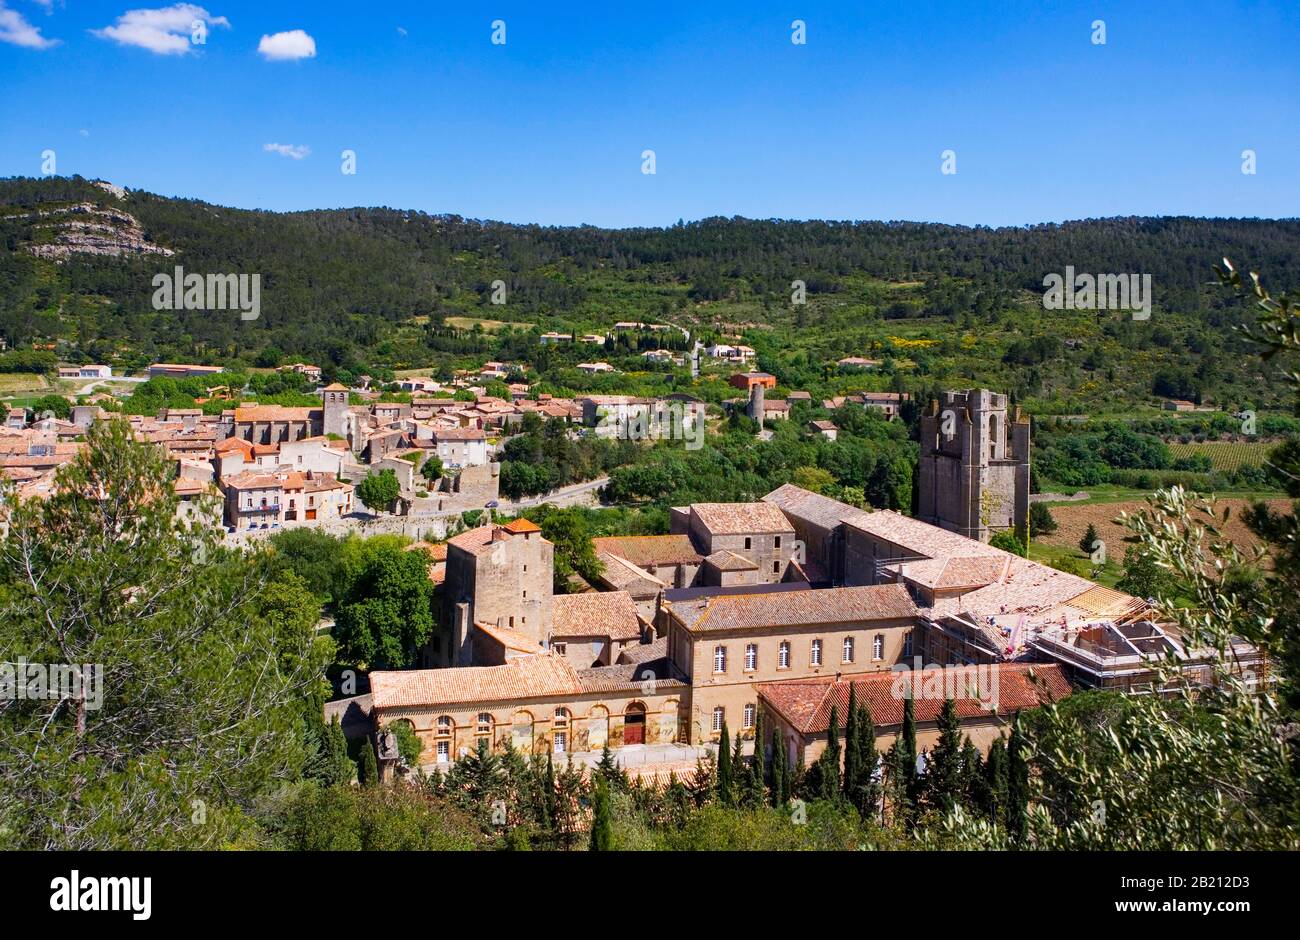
[442,519,555,666]
[917,389,1030,542]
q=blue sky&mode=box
[1,1,1297,227]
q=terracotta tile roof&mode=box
[690,502,793,535]
[592,534,703,567]
[618,636,669,665]
[704,549,759,571]
[446,524,500,555]
[763,484,871,532]
[596,552,667,592]
[217,437,257,456]
[433,427,486,441]
[844,510,1005,561]
[575,657,688,694]
[553,591,643,640]
[370,654,581,709]
[756,663,1073,734]
[404,541,449,561]
[901,555,1010,591]
[502,517,541,534]
[668,584,917,634]
[233,405,320,423]
[474,621,543,654]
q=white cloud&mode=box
[257,29,314,61]
[263,143,310,160]
[91,4,229,56]
[396,26,407,37]
[79,128,90,137]
[0,1,59,48]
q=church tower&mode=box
[918,389,1030,542]
[322,382,351,445]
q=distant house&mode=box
[432,427,489,469]
[1163,399,1196,412]
[58,364,112,380]
[278,363,323,383]
[539,332,573,344]
[577,362,616,375]
[808,420,838,441]
[579,334,607,343]
[705,344,755,362]
[728,372,777,392]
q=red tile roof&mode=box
[553,591,643,640]
[668,584,917,633]
[592,534,702,566]
[370,654,581,709]
[756,663,1073,734]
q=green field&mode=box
[1168,440,1274,471]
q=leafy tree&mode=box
[420,454,444,482]
[332,545,435,668]
[31,393,71,420]
[357,469,400,512]
[1115,544,1179,600]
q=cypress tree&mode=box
[541,750,557,835]
[843,685,861,802]
[899,687,918,807]
[321,715,354,786]
[770,729,785,807]
[1007,715,1030,844]
[984,738,1010,825]
[589,778,613,851]
[823,703,842,800]
[717,722,733,806]
[752,710,766,794]
[359,737,379,788]
[855,699,880,818]
[926,698,964,814]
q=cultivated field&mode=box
[1167,440,1274,471]
[1040,497,1295,557]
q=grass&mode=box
[443,316,533,333]
[0,373,48,394]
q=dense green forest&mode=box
[4,175,1300,417]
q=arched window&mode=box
[779,641,791,668]
[476,712,494,738]
[553,707,570,728]
[873,634,884,661]
[714,645,727,673]
[842,636,855,663]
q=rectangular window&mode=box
[811,639,822,666]
[744,537,752,550]
[873,634,884,661]
[554,731,566,753]
[745,644,757,671]
[779,641,790,669]
[774,536,782,548]
[712,708,724,732]
[553,642,566,655]
[714,646,727,674]
[903,632,913,658]
[436,741,449,763]
[743,703,755,729]
[843,637,855,663]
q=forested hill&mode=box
[3,174,1299,380]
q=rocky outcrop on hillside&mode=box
[18,202,174,261]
